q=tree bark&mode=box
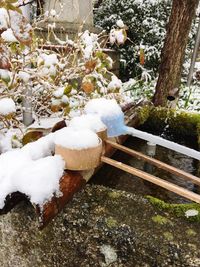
[153,0,199,107]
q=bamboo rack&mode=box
[101,156,200,203]
[106,140,200,186]
[101,140,200,203]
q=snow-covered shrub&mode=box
[95,0,199,81]
[94,0,172,80]
[0,0,133,151]
[178,84,200,112]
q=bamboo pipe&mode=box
[106,140,200,186]
[101,156,200,204]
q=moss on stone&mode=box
[197,122,200,148]
[108,191,122,199]
[152,215,172,225]
[142,107,200,139]
[186,229,197,236]
[163,231,174,241]
[105,216,118,228]
[137,105,151,125]
[146,196,200,222]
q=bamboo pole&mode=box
[101,156,200,203]
[106,140,200,186]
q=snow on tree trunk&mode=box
[153,0,199,107]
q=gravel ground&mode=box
[0,184,200,267]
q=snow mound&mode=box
[84,98,123,118]
[15,155,64,205]
[68,114,106,132]
[0,148,64,208]
[54,127,100,150]
[84,98,125,137]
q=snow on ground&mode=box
[100,244,118,266]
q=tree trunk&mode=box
[153,0,199,107]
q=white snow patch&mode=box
[54,127,100,150]
[68,114,106,132]
[61,95,69,104]
[0,129,17,153]
[50,9,57,17]
[116,19,125,28]
[100,245,117,266]
[18,71,30,83]
[0,148,64,208]
[81,30,98,59]
[15,155,64,205]
[28,117,63,130]
[1,28,18,42]
[0,8,9,30]
[185,209,199,218]
[0,98,16,116]
[108,75,122,91]
[0,69,11,82]
[21,133,55,160]
[84,98,123,118]
[109,29,126,45]
[40,53,58,67]
[53,87,64,98]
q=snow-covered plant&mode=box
[0,0,132,150]
[178,83,200,112]
[95,0,199,82]
[94,0,172,80]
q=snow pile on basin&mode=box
[55,127,100,150]
[0,98,16,116]
[15,155,64,205]
[84,98,125,137]
[0,148,64,208]
[68,114,106,132]
[85,98,122,117]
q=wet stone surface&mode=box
[0,185,200,267]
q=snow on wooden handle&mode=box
[106,140,200,186]
[101,156,200,204]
